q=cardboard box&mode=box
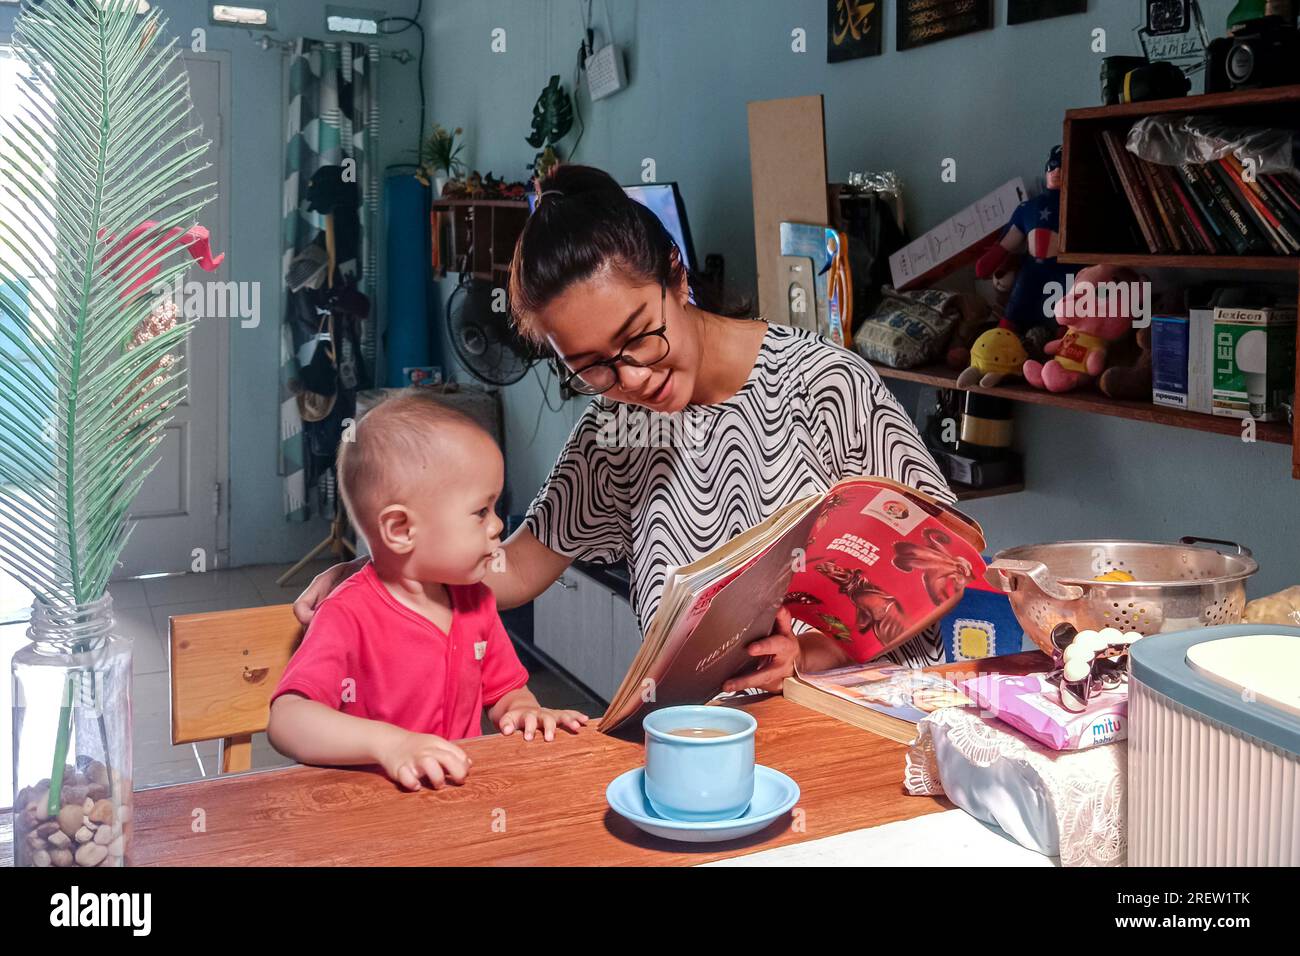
[1152,314,1213,414]
[1212,304,1297,421]
[1152,315,1189,410]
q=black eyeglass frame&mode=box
[559,284,670,396]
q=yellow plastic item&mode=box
[1093,569,1136,582]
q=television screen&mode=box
[527,182,696,272]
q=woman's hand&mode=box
[722,608,801,694]
[293,556,368,625]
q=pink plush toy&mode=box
[1022,264,1144,393]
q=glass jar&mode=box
[11,594,132,867]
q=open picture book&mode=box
[599,476,987,734]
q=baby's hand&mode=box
[498,706,588,742]
[377,730,472,791]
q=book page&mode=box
[599,505,821,733]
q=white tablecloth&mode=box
[701,809,1057,867]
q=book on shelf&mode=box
[1201,159,1273,254]
[597,476,987,734]
[1095,134,1149,252]
[1163,166,1216,254]
[1133,154,1181,251]
[1258,172,1300,237]
[1178,162,1240,254]
[1222,155,1300,253]
[1097,126,1300,258]
[1099,130,1161,252]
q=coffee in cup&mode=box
[642,705,757,822]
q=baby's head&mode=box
[338,390,504,585]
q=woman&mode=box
[295,164,955,691]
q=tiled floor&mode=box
[1,562,603,807]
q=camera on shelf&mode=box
[1101,56,1191,105]
[1206,16,1300,93]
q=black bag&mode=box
[837,191,907,317]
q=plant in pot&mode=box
[0,0,220,866]
[418,125,466,197]
[525,75,573,180]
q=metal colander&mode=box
[986,537,1258,655]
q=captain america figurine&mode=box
[975,145,1069,349]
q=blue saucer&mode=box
[606,765,800,843]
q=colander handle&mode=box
[1179,535,1253,558]
[984,559,1085,601]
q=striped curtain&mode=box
[278,39,380,521]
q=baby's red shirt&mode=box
[271,563,530,740]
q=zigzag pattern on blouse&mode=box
[525,324,955,669]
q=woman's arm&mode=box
[293,557,368,626]
[292,526,573,624]
[483,525,574,609]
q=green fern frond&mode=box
[0,0,216,607]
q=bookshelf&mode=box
[1058,84,1300,477]
[430,197,529,281]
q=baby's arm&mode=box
[268,694,471,790]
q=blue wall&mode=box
[1,0,424,566]
[421,0,1299,596]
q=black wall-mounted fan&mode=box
[445,275,539,387]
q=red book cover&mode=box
[783,480,986,661]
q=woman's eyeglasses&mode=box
[560,285,670,396]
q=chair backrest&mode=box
[169,604,304,773]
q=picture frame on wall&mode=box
[1008,0,1087,25]
[827,0,882,62]
[897,0,994,52]
[1136,0,1210,78]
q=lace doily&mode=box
[904,707,1127,867]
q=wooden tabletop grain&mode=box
[0,698,940,866]
[1,652,1049,866]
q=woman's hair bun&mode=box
[536,163,624,205]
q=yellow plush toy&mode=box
[956,328,1028,388]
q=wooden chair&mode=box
[168,604,304,774]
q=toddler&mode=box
[268,391,587,789]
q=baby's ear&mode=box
[376,504,414,553]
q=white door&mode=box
[115,54,230,578]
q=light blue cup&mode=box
[642,705,757,822]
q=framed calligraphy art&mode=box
[828,0,882,62]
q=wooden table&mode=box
[0,698,942,866]
[1,653,1049,866]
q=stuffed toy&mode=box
[956,327,1028,388]
[1099,324,1152,400]
[1023,264,1143,393]
[943,292,997,370]
[975,146,1069,339]
[946,264,1010,370]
